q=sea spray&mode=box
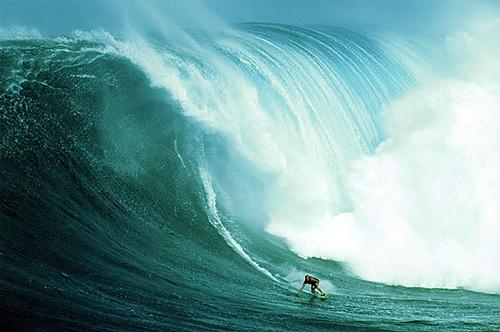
[271,22,500,293]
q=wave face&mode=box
[1,24,499,331]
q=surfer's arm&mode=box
[298,282,306,292]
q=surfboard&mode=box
[296,291,328,299]
[317,293,328,300]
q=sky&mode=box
[0,0,498,37]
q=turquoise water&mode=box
[1,24,499,331]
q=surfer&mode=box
[298,274,326,296]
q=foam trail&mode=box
[199,168,278,281]
[174,139,188,169]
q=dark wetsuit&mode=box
[304,275,321,293]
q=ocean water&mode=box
[1,21,500,331]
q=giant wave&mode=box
[1,21,500,331]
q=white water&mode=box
[268,20,500,294]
